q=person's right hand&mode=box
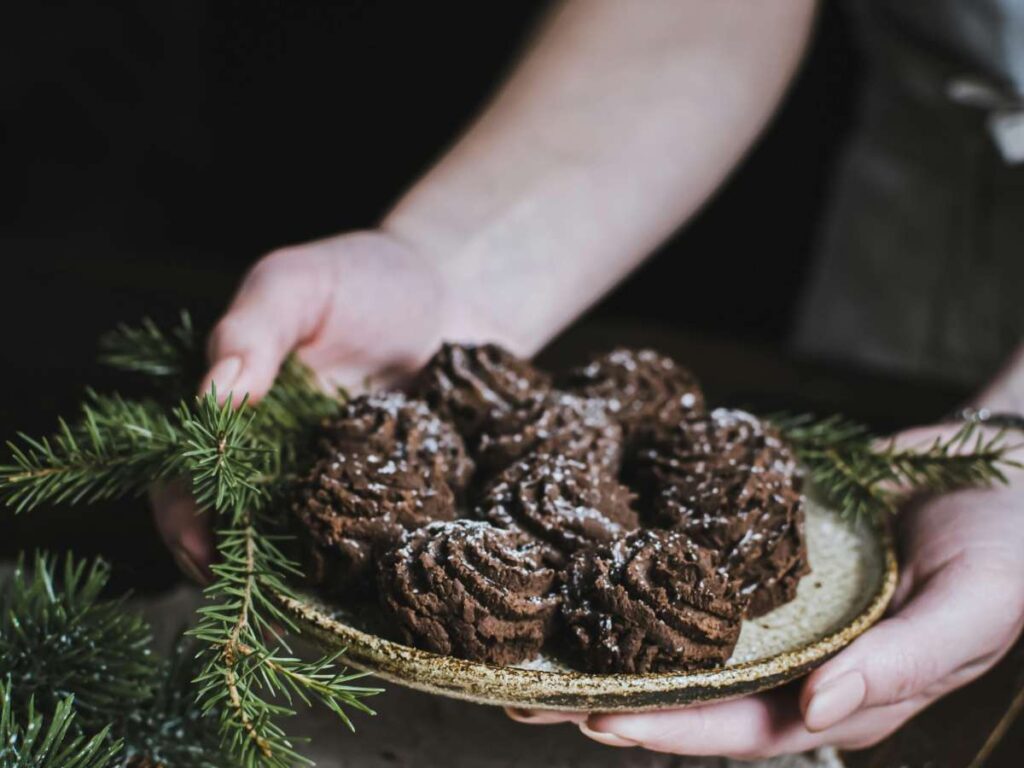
[152,229,497,581]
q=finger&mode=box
[583,690,816,757]
[150,479,214,583]
[581,690,930,758]
[801,554,1020,732]
[202,249,333,403]
[505,708,587,725]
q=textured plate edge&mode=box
[277,521,898,711]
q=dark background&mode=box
[0,1,967,591]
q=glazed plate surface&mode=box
[280,496,897,711]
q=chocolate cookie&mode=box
[476,392,623,478]
[377,520,560,665]
[411,343,551,439]
[320,392,474,493]
[292,448,457,594]
[476,453,639,565]
[562,348,705,438]
[637,409,809,618]
[561,529,743,673]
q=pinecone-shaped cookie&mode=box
[561,348,705,439]
[377,520,560,665]
[476,453,638,566]
[636,408,809,618]
[292,448,457,594]
[561,529,743,673]
[320,392,474,493]
[475,392,623,478]
[411,343,551,439]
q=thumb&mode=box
[202,249,332,403]
[799,555,1017,732]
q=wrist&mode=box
[379,205,544,356]
[374,219,534,357]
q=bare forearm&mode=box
[384,0,816,352]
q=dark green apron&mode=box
[794,1,1024,386]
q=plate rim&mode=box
[279,519,898,711]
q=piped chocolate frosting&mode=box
[634,409,809,617]
[476,392,622,478]
[320,392,474,493]
[561,529,743,673]
[562,348,705,438]
[476,453,639,565]
[376,520,560,665]
[411,343,551,439]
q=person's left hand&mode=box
[508,428,1024,758]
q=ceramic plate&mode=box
[280,495,897,711]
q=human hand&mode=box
[152,229,503,580]
[510,428,1024,758]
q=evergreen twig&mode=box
[122,637,233,768]
[182,391,379,768]
[99,311,199,383]
[0,552,159,731]
[772,413,1021,523]
[0,685,122,768]
[0,392,182,512]
[0,314,378,767]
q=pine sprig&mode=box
[881,423,1015,491]
[773,413,1021,523]
[0,553,159,732]
[99,310,199,383]
[0,392,182,512]
[122,637,233,768]
[0,552,230,768]
[1,312,374,767]
[0,685,122,768]
[182,396,379,767]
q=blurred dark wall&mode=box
[0,1,869,588]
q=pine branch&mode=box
[99,310,200,386]
[0,392,183,512]
[0,376,370,766]
[882,422,1016,491]
[773,414,1022,523]
[0,553,159,732]
[188,498,379,767]
[122,637,233,768]
[0,685,123,768]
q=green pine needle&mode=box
[0,391,183,513]
[0,553,159,732]
[99,310,198,382]
[121,636,234,768]
[0,685,123,768]
[772,413,1021,523]
[0,313,375,767]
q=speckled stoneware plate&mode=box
[279,494,897,712]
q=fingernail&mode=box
[804,671,866,732]
[204,356,242,401]
[505,708,585,725]
[579,722,638,748]
[172,545,210,585]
